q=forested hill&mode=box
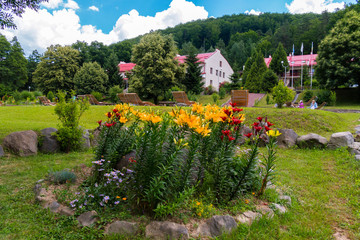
[122,4,357,71]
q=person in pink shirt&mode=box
[298,100,304,108]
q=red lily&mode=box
[267,121,274,127]
[222,130,231,136]
[228,135,235,141]
[113,109,118,113]
[230,102,237,107]
[107,112,112,118]
[244,133,253,138]
[232,107,243,112]
[97,120,102,126]
[257,117,263,122]
[265,126,272,131]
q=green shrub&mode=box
[303,90,313,102]
[108,85,123,103]
[317,89,336,106]
[20,90,34,101]
[272,81,295,108]
[266,95,270,105]
[33,91,43,98]
[219,87,226,99]
[48,170,77,184]
[47,91,55,102]
[187,91,198,102]
[212,93,219,104]
[11,91,21,102]
[54,91,89,152]
[91,91,103,101]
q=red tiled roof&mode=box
[119,51,217,72]
[264,54,318,68]
[118,62,136,72]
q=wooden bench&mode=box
[231,90,249,107]
[171,91,195,106]
[38,96,56,106]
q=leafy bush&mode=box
[48,170,77,184]
[302,90,313,102]
[187,91,198,102]
[317,89,336,106]
[204,85,216,95]
[108,85,123,103]
[219,87,226,99]
[11,91,21,102]
[20,90,34,101]
[54,91,89,152]
[47,91,55,102]
[91,91,103,102]
[33,91,43,98]
[272,81,295,108]
[212,93,219,104]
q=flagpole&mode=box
[291,44,294,88]
[310,42,313,90]
[300,43,303,90]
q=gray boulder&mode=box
[90,127,101,147]
[273,203,287,214]
[355,155,360,161]
[277,129,298,148]
[237,126,252,145]
[3,130,38,156]
[349,142,360,155]
[40,128,60,153]
[297,133,328,149]
[195,215,237,238]
[106,221,139,236]
[328,132,354,150]
[77,211,99,227]
[145,221,189,240]
[0,145,4,157]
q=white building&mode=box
[118,49,233,92]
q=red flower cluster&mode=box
[107,112,112,118]
[221,129,235,141]
[105,122,116,128]
[244,116,275,139]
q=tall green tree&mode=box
[7,37,28,89]
[244,50,268,93]
[130,32,185,104]
[74,62,108,95]
[0,35,27,90]
[269,42,289,76]
[103,52,123,89]
[180,42,198,56]
[261,69,278,92]
[229,72,241,89]
[0,0,48,29]
[183,52,204,94]
[27,50,42,89]
[33,45,80,93]
[316,10,360,88]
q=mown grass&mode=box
[1,147,359,239]
[0,105,358,141]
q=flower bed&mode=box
[63,103,280,220]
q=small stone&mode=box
[235,214,251,224]
[242,211,262,223]
[355,134,360,142]
[48,201,60,212]
[256,205,274,218]
[194,215,237,238]
[82,129,91,150]
[328,132,354,150]
[273,203,287,214]
[279,195,292,205]
[106,221,139,236]
[146,221,189,240]
[35,188,48,202]
[77,211,99,227]
[59,206,75,216]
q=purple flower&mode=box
[126,169,133,173]
[75,192,80,195]
[88,194,94,198]
[114,201,119,205]
[104,173,110,177]
[98,168,104,171]
[104,196,110,202]
[99,202,104,206]
[99,194,104,197]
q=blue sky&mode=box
[0,0,356,55]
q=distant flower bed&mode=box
[70,103,280,218]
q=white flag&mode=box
[300,43,304,54]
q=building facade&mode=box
[264,54,318,88]
[118,49,233,92]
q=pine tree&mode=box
[244,51,268,93]
[183,52,204,94]
[104,52,123,89]
[229,72,241,90]
[269,42,289,76]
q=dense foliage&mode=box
[33,45,81,94]
[316,10,360,88]
[74,62,108,95]
[183,52,204,94]
[130,33,185,104]
[272,81,295,108]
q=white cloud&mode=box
[286,0,345,14]
[1,0,208,55]
[244,9,262,15]
[64,0,80,10]
[41,0,63,9]
[89,6,99,12]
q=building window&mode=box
[223,72,225,78]
[220,61,222,67]
[216,70,218,76]
[219,71,222,77]
[210,67,213,74]
[210,80,213,86]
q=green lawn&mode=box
[1,148,359,239]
